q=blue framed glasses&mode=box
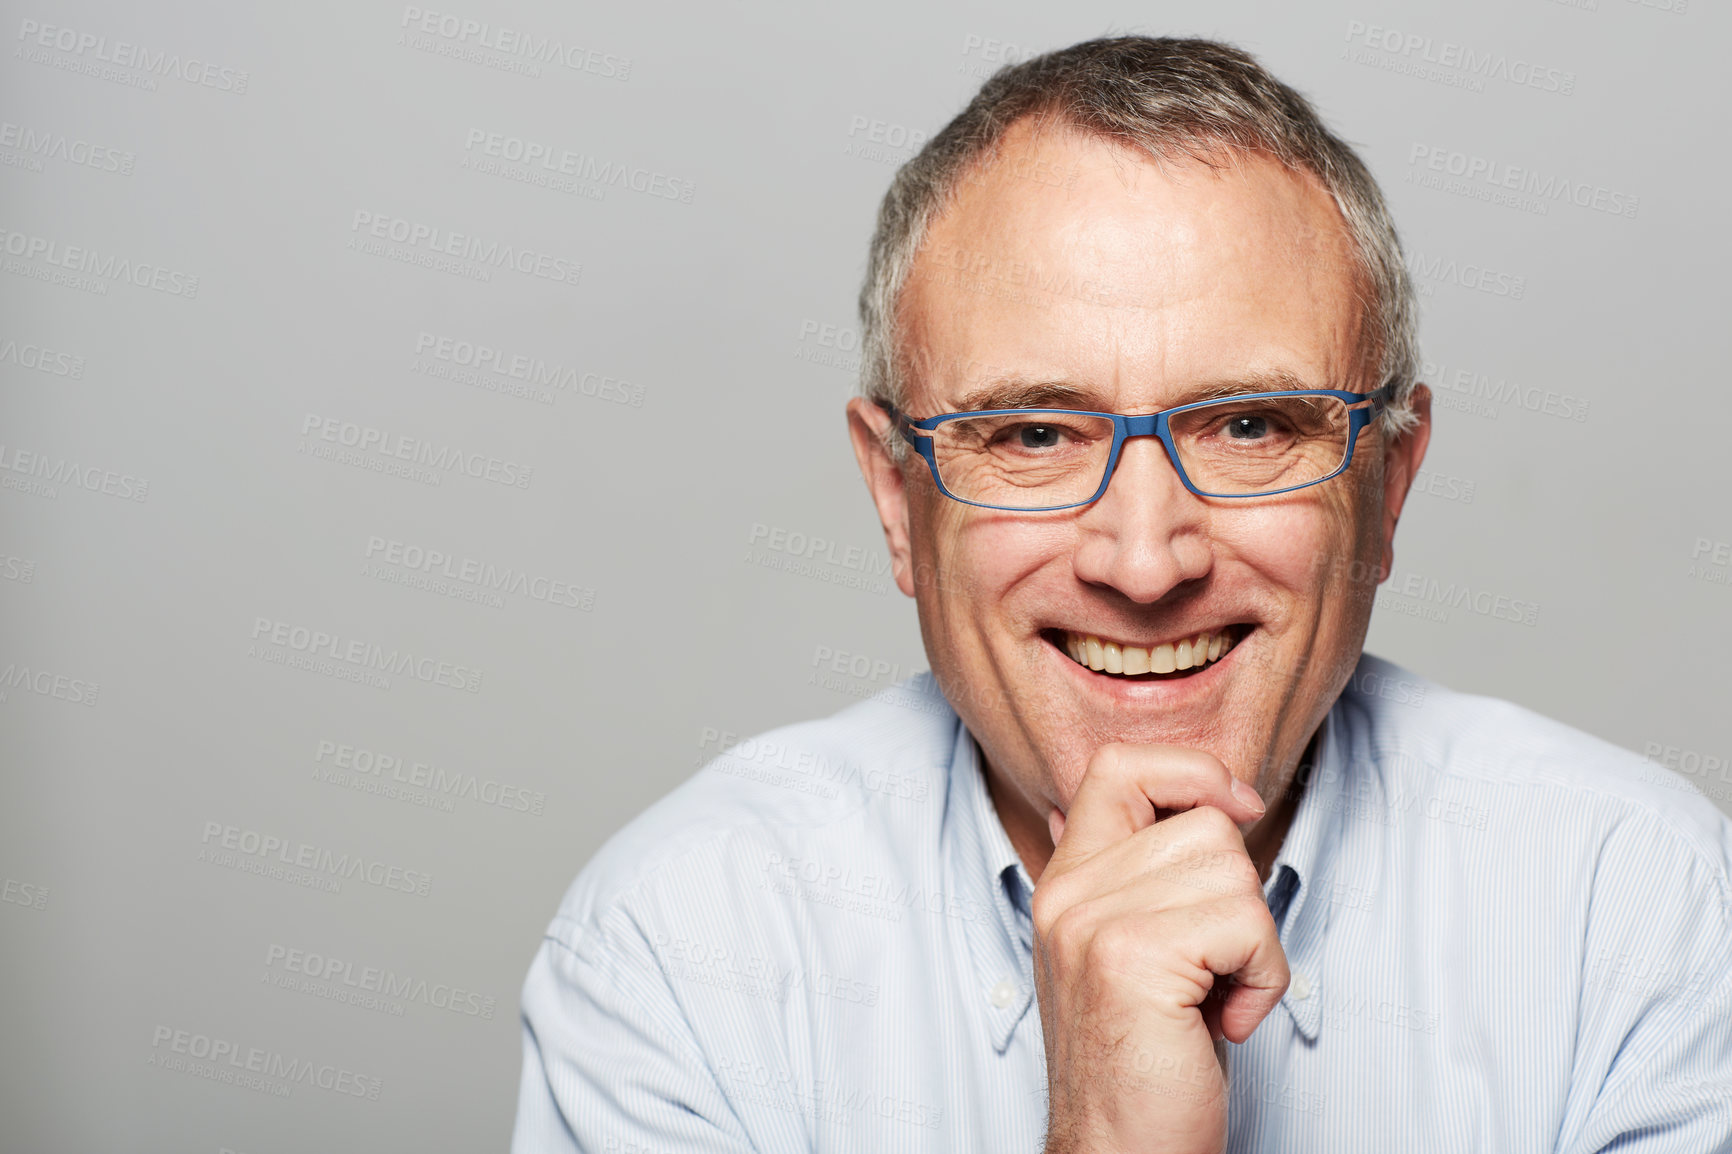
[884,380,1397,511]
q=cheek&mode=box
[917,502,1071,613]
[1223,498,1357,594]
[907,498,989,639]
[1301,489,1385,623]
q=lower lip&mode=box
[1045,630,1247,703]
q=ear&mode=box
[1377,383,1433,582]
[846,397,918,598]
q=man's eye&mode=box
[1227,415,1270,440]
[1017,424,1062,449]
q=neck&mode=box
[985,733,1317,886]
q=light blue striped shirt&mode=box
[513,655,1732,1152]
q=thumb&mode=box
[1047,807,1066,848]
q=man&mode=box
[514,37,1732,1153]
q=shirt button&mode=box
[1290,971,1313,1001]
[989,978,1018,1009]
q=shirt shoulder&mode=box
[1344,653,1732,898]
[545,673,960,943]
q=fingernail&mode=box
[1231,777,1267,815]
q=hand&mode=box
[1032,744,1288,1154]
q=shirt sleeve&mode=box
[1556,810,1732,1154]
[511,906,758,1154]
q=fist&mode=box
[1032,744,1288,1154]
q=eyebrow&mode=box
[944,368,1322,414]
[949,378,1097,412]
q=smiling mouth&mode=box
[1046,625,1248,680]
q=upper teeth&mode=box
[1062,628,1236,675]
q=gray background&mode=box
[2,0,1726,1150]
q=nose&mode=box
[1069,432,1213,603]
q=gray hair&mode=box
[858,35,1420,445]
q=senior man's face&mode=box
[848,122,1430,868]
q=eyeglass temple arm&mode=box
[1365,379,1398,416]
[878,402,925,446]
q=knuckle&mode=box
[1173,746,1230,788]
[1209,849,1261,890]
[1090,742,1130,780]
[1140,833,1177,870]
[1155,805,1237,854]
[1186,896,1236,932]
[1030,882,1070,932]
[1170,848,1257,897]
[1082,915,1142,970]
[1041,896,1097,952]
[1189,804,1240,841]
[1192,891,1262,931]
[1230,891,1279,931]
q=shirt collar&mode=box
[943,717,1038,1055]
